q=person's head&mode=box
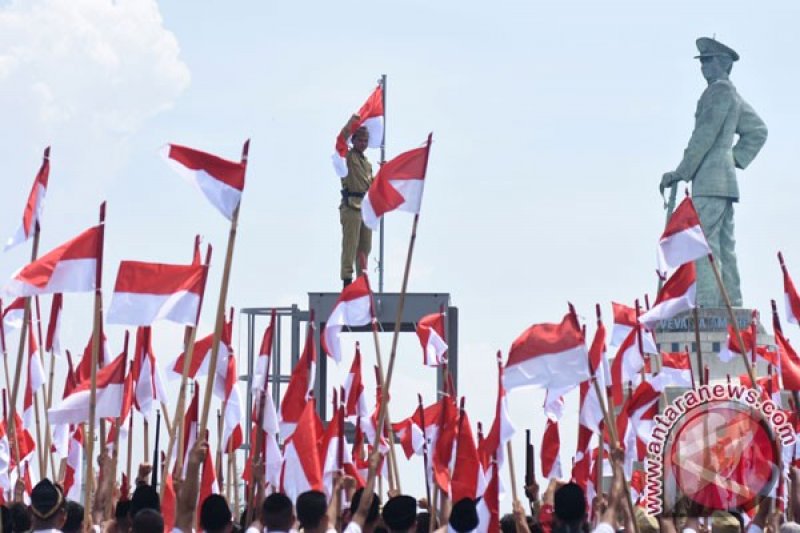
[695,37,737,82]
[296,490,328,532]
[115,500,132,531]
[9,502,31,531]
[382,495,417,532]
[553,482,586,533]
[62,501,84,533]
[352,127,370,154]
[262,492,294,531]
[500,513,517,533]
[415,512,430,533]
[131,508,164,533]
[448,498,478,533]
[129,484,160,518]
[0,505,11,533]
[351,488,380,526]
[712,511,743,533]
[201,494,234,532]
[780,522,800,533]
[29,478,67,530]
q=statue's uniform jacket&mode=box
[675,79,767,199]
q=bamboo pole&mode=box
[84,202,106,526]
[126,408,134,493]
[692,307,704,386]
[707,254,758,386]
[198,140,250,442]
[160,245,212,499]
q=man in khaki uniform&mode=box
[660,37,767,307]
[339,114,373,287]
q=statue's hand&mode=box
[659,171,682,195]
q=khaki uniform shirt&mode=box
[339,120,373,209]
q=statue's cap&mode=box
[695,37,739,61]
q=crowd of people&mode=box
[0,438,792,533]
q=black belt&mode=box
[341,189,365,199]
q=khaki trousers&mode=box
[694,196,741,307]
[340,205,372,281]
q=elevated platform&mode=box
[240,291,458,442]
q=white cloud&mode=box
[0,0,189,195]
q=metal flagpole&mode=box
[378,74,386,293]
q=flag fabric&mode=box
[166,322,231,382]
[162,471,176,532]
[280,400,324,502]
[45,293,63,358]
[638,262,696,329]
[776,329,800,391]
[179,383,200,477]
[451,410,486,502]
[0,422,11,496]
[479,357,516,468]
[5,147,50,252]
[280,322,317,437]
[161,143,247,221]
[362,139,431,231]
[579,322,609,433]
[416,311,448,367]
[540,419,562,479]
[107,261,206,326]
[717,325,774,364]
[131,327,168,418]
[658,352,692,388]
[62,426,83,501]
[332,86,384,177]
[657,196,711,273]
[23,326,46,430]
[780,253,800,326]
[610,302,637,348]
[221,353,244,452]
[610,326,658,406]
[48,351,127,425]
[322,276,372,363]
[343,343,369,419]
[75,330,114,382]
[504,311,590,391]
[432,396,459,492]
[4,225,101,297]
[2,297,25,333]
[253,309,276,392]
[197,444,219,529]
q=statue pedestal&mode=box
[654,308,772,385]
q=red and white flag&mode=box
[198,444,219,524]
[780,252,800,326]
[166,321,231,381]
[161,142,247,221]
[451,410,486,502]
[479,356,516,468]
[657,352,692,388]
[579,321,609,433]
[611,328,649,406]
[221,353,244,452]
[0,421,11,495]
[332,85,384,177]
[5,147,50,252]
[107,260,206,326]
[48,351,127,425]
[280,322,317,437]
[416,311,448,367]
[280,400,324,502]
[2,298,25,333]
[4,224,102,297]
[362,137,432,231]
[62,426,83,501]
[639,262,696,329]
[504,309,590,391]
[610,302,637,348]
[718,324,774,365]
[657,195,711,273]
[777,328,800,391]
[23,325,46,430]
[45,293,63,358]
[253,309,276,392]
[131,327,168,418]
[540,419,562,479]
[343,343,369,419]
[322,276,372,363]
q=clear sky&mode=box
[1,0,798,512]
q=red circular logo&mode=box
[668,401,779,512]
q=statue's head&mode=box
[695,37,738,82]
[352,126,369,153]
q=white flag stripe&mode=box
[107,290,201,326]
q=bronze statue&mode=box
[660,37,767,307]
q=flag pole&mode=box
[417,394,434,531]
[84,202,106,526]
[371,132,433,492]
[42,298,60,479]
[126,406,134,493]
[378,74,387,294]
[151,409,161,487]
[706,254,758,387]
[32,296,51,477]
[160,244,213,499]
[107,341,130,519]
[198,139,249,448]
[8,222,41,471]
